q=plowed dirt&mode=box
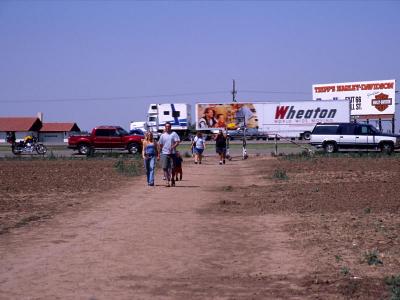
[0,154,399,299]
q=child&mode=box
[174,151,183,181]
[192,132,206,164]
[216,114,226,128]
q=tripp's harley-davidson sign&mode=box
[312,79,396,116]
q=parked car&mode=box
[227,128,267,141]
[310,122,400,154]
[68,126,143,155]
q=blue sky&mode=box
[1,1,399,131]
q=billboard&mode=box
[195,100,349,133]
[312,79,396,118]
[195,103,259,130]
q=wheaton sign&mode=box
[275,106,337,120]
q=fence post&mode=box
[275,134,278,156]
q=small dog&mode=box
[173,151,183,181]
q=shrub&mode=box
[364,249,383,266]
[335,255,342,262]
[340,266,350,276]
[385,274,400,300]
[47,151,57,160]
[273,169,288,180]
[222,185,234,192]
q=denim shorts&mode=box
[194,148,204,155]
[216,147,226,155]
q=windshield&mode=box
[368,125,380,134]
[117,128,129,136]
[130,129,144,135]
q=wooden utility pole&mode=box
[232,79,237,102]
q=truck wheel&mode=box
[128,143,140,155]
[303,131,312,140]
[78,144,90,155]
[324,142,337,154]
[380,143,393,154]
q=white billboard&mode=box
[195,101,350,138]
[312,79,396,118]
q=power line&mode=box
[0,89,310,104]
[0,91,228,104]
[241,90,310,95]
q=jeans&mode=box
[144,156,156,185]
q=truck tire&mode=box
[324,142,337,154]
[380,142,393,154]
[128,143,140,155]
[303,131,312,140]
[78,144,90,155]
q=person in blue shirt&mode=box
[142,131,158,186]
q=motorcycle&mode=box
[9,136,47,155]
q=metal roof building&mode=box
[0,117,42,143]
[39,122,81,143]
[0,116,80,144]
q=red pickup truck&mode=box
[68,126,143,155]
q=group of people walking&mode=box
[141,122,228,187]
[190,130,227,165]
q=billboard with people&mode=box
[195,103,259,130]
[195,100,350,138]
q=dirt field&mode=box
[0,158,136,235]
[0,154,399,299]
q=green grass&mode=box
[385,274,400,300]
[114,158,142,177]
[272,169,289,180]
[280,150,314,161]
[314,151,400,159]
[0,150,140,161]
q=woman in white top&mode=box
[191,132,206,164]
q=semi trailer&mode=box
[195,100,350,140]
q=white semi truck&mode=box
[195,100,350,140]
[129,121,147,132]
[130,103,192,139]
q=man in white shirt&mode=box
[158,122,180,187]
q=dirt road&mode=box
[0,157,313,299]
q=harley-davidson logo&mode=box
[371,93,392,112]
